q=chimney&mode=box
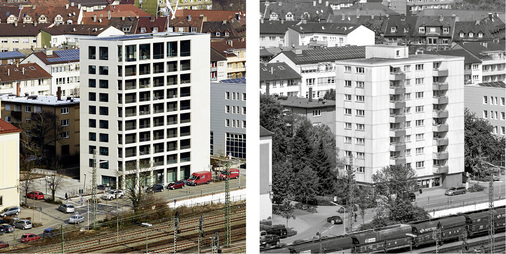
[7,69,10,76]
[16,62,19,68]
[188,14,191,21]
[222,20,227,24]
[278,1,281,6]
[319,0,322,4]
[22,67,25,75]
[122,16,125,21]
[439,15,444,22]
[326,1,329,7]
[108,10,111,20]
[16,83,20,96]
[14,21,18,26]
[342,13,345,20]
[93,14,97,22]
[66,4,69,9]
[57,86,62,100]
[270,66,273,74]
[488,13,493,19]
[78,3,81,9]
[281,19,284,24]
[71,2,74,6]
[313,1,316,6]
[475,20,480,25]
[308,87,313,102]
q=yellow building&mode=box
[0,119,21,210]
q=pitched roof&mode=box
[277,46,366,65]
[0,119,21,134]
[106,16,138,34]
[332,3,399,17]
[202,19,245,38]
[326,14,387,33]
[0,63,51,82]
[382,15,418,36]
[278,96,336,109]
[29,49,80,65]
[0,6,21,21]
[425,49,481,64]
[175,10,245,22]
[135,16,167,34]
[476,81,505,88]
[69,0,109,7]
[260,62,301,82]
[81,4,150,24]
[41,24,115,36]
[289,22,360,35]
[211,48,227,62]
[453,21,495,42]
[416,16,456,29]
[457,41,505,60]
[211,39,246,57]
[169,16,204,32]
[260,126,274,137]
[260,20,297,35]
[0,51,25,60]
[21,4,81,25]
[262,1,332,21]
[0,23,42,36]
[415,10,505,23]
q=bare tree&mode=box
[45,165,64,202]
[124,161,153,214]
[20,167,39,205]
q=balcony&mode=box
[389,142,406,151]
[389,85,406,94]
[389,71,406,80]
[390,100,406,108]
[432,82,448,91]
[389,156,406,165]
[433,137,449,146]
[389,128,406,137]
[308,39,328,47]
[433,109,448,118]
[433,165,449,174]
[433,151,449,160]
[433,123,449,132]
[433,68,448,77]
[389,114,406,123]
[433,96,448,104]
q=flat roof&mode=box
[278,96,336,109]
[0,95,80,106]
[86,32,202,41]
[337,53,463,65]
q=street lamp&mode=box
[85,198,90,230]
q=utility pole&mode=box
[61,224,64,254]
[197,215,204,254]
[347,156,355,233]
[489,179,495,253]
[174,212,179,254]
[225,163,231,247]
[92,149,98,229]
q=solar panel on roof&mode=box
[220,78,246,84]
[0,51,25,59]
[46,49,80,62]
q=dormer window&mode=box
[67,20,73,24]
[140,27,147,33]
[153,27,159,33]
[419,27,425,33]
[216,32,220,36]
[122,27,131,32]
[391,27,397,33]
[39,15,47,23]
[478,32,483,38]
[469,32,473,38]
[404,28,409,33]
[460,32,464,37]
[225,32,230,37]
[191,27,197,32]
[443,27,449,34]
[269,12,278,21]
[23,15,32,23]
[286,12,294,21]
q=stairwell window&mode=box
[356,67,364,74]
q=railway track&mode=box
[420,233,505,253]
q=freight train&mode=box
[265,206,505,253]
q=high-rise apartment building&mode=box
[79,32,210,189]
[335,45,465,188]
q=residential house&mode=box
[81,4,150,24]
[261,0,332,22]
[69,0,109,12]
[426,49,482,85]
[407,0,456,15]
[0,63,52,96]
[330,3,400,18]
[285,22,375,47]
[456,41,506,84]
[211,39,246,79]
[211,48,227,82]
[135,16,167,34]
[169,15,204,33]
[174,10,246,22]
[260,62,301,97]
[0,119,21,211]
[259,20,297,48]
[0,94,80,159]
[381,15,418,45]
[0,51,25,64]
[278,96,336,134]
[40,25,124,48]
[20,4,83,26]
[259,126,273,221]
[0,23,41,52]
[464,82,505,136]
[22,49,81,97]
[203,19,246,40]
[413,15,457,52]
[453,14,505,43]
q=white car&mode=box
[68,214,84,224]
[102,190,124,200]
[58,204,75,214]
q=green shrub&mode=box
[468,183,485,192]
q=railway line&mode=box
[420,233,505,253]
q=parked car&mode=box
[219,168,240,180]
[167,181,185,190]
[14,220,32,230]
[187,171,212,186]
[102,190,124,200]
[150,184,164,192]
[327,215,343,224]
[27,191,44,200]
[58,204,75,214]
[265,225,288,238]
[69,214,85,224]
[260,234,280,249]
[445,186,466,196]
[0,224,14,233]
[97,185,110,190]
[0,207,20,217]
[21,233,40,243]
[0,241,9,248]
[43,228,57,238]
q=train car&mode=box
[493,207,505,233]
[465,210,493,237]
[287,235,353,253]
[410,215,467,247]
[351,224,412,253]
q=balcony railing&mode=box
[432,82,448,90]
[389,128,406,137]
[389,113,406,123]
[390,100,406,108]
[433,96,448,104]
[389,142,406,151]
[433,109,448,118]
[433,151,449,160]
[433,165,449,174]
[433,123,449,132]
[433,137,449,146]
[389,71,406,80]
[433,68,448,77]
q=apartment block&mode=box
[79,32,210,189]
[0,94,80,159]
[464,82,505,136]
[335,45,464,188]
[210,79,246,159]
[0,119,21,211]
[260,126,273,221]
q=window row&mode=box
[89,41,191,62]
[483,110,505,120]
[225,105,246,115]
[483,96,505,106]
[344,123,365,131]
[225,92,246,101]
[344,108,365,116]
[344,80,365,88]
[344,137,365,145]
[225,119,246,128]
[118,60,191,77]
[344,94,365,102]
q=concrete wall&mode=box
[0,129,20,210]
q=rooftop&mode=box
[278,45,366,65]
[426,49,481,64]
[337,52,463,65]
[0,94,80,106]
[30,49,80,65]
[260,62,301,81]
[289,22,360,35]
[260,126,274,137]
[0,51,26,60]
[0,63,51,82]
[278,96,336,109]
[220,78,246,84]
[476,81,505,88]
[84,32,201,41]
[0,119,21,134]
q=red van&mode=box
[219,168,240,180]
[187,171,212,186]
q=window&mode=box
[242,93,246,101]
[99,80,108,88]
[345,151,352,157]
[358,167,365,173]
[416,106,424,113]
[416,147,424,154]
[225,105,230,113]
[61,119,69,126]
[357,152,365,159]
[501,112,505,120]
[242,107,246,114]
[344,137,352,143]
[242,120,246,128]
[99,133,109,142]
[345,122,352,129]
[61,107,69,114]
[99,120,108,129]
[501,97,505,106]
[443,27,449,34]
[313,110,321,116]
[89,119,96,128]
[405,93,411,100]
[416,133,424,141]
[416,120,424,126]
[415,64,424,70]
[345,108,352,115]
[416,161,424,168]
[89,145,96,154]
[89,92,96,101]
[99,147,109,156]
[472,64,479,70]
[356,124,365,131]
[356,138,365,145]
[99,93,108,102]
[483,110,488,118]
[89,46,96,59]
[99,66,109,75]
[405,149,411,156]
[99,47,108,60]
[416,92,424,98]
[89,132,96,141]
[415,78,424,85]
[25,106,31,113]
[89,79,96,88]
[419,27,425,33]
[89,65,96,74]
[356,109,365,116]
[61,131,69,139]
[356,95,365,102]
[225,119,230,127]
[405,135,411,142]
[344,80,352,87]
[356,67,364,73]
[99,106,109,116]
[483,96,488,104]
[356,81,364,88]
[345,66,352,72]
[225,92,230,100]
[345,94,352,101]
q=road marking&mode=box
[322,225,334,235]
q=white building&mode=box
[0,119,21,210]
[0,63,52,96]
[22,49,81,97]
[335,45,465,188]
[285,22,375,48]
[79,32,211,189]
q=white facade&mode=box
[285,25,375,48]
[335,45,465,188]
[79,32,211,189]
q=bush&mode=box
[260,219,272,226]
[468,183,485,192]
[293,202,318,213]
[45,199,63,205]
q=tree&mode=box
[464,109,505,176]
[292,165,318,204]
[20,167,38,205]
[278,199,295,228]
[372,164,428,223]
[124,161,153,214]
[272,161,293,204]
[323,89,336,100]
[289,121,313,173]
[311,141,336,195]
[20,111,64,165]
[45,170,63,202]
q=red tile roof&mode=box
[82,4,150,24]
[21,5,81,25]
[135,16,167,34]
[175,10,245,22]
[0,119,21,134]
[0,63,51,82]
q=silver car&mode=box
[58,204,75,214]
[0,207,20,217]
[14,220,32,230]
[445,186,466,196]
[69,214,84,224]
